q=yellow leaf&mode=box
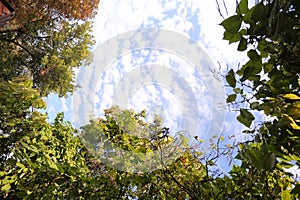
[284,94,300,100]
[282,114,300,130]
[220,136,225,141]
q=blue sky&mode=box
[44,0,300,176]
[48,0,247,134]
[45,0,249,172]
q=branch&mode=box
[162,168,195,198]
[6,39,34,58]
[0,27,23,34]
[216,0,225,19]
[117,183,124,200]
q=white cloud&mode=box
[285,166,300,181]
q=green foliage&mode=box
[220,15,242,34]
[237,109,255,128]
[0,0,95,97]
[0,78,45,163]
[0,78,89,198]
[222,0,300,198]
[80,106,186,173]
[0,19,94,97]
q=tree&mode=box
[3,0,100,29]
[0,0,98,97]
[0,78,87,198]
[79,106,294,199]
[222,0,300,197]
[0,0,103,198]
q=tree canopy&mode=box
[0,0,97,97]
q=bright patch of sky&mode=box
[46,0,262,172]
[93,49,211,138]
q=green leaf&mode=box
[223,31,240,43]
[239,59,262,82]
[240,66,256,82]
[237,37,247,51]
[1,184,11,193]
[291,184,300,195]
[247,50,261,64]
[226,69,236,87]
[251,3,266,21]
[233,88,242,94]
[220,15,242,34]
[16,162,25,169]
[227,94,237,103]
[244,3,266,23]
[179,134,189,147]
[281,189,292,200]
[250,102,259,109]
[263,152,276,171]
[237,109,255,127]
[236,0,249,15]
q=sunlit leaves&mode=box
[0,2,95,97]
[282,114,300,130]
[1,110,91,198]
[7,0,100,29]
[284,94,300,100]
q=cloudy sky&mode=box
[45,0,249,170]
[44,0,300,176]
[82,0,248,132]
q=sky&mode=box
[44,0,300,176]
[47,0,248,136]
[45,0,251,172]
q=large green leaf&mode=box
[244,3,266,23]
[220,15,242,34]
[226,69,236,87]
[237,109,255,127]
[223,31,240,43]
[243,66,255,82]
[236,0,249,15]
[251,3,266,21]
[240,66,260,82]
[237,37,247,51]
[247,50,261,64]
[227,94,237,103]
